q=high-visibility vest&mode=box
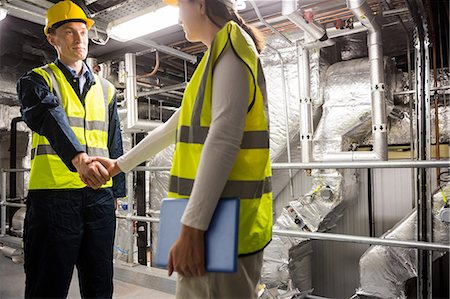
[28,63,114,190]
[168,21,272,255]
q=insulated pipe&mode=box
[124,53,162,132]
[297,42,313,163]
[324,0,388,162]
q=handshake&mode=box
[71,152,121,189]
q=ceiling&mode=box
[0,0,447,111]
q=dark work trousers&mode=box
[23,188,116,299]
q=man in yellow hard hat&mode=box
[17,1,125,298]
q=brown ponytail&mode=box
[203,0,265,53]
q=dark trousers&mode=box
[23,188,116,299]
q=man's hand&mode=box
[168,224,206,277]
[72,152,110,189]
[94,156,122,177]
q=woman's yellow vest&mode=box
[168,21,272,255]
[28,63,114,190]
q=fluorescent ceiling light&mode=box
[0,7,7,22]
[107,5,179,42]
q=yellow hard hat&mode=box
[163,0,179,5]
[44,1,94,36]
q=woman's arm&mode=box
[95,109,179,177]
[117,109,180,172]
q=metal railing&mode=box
[2,160,450,259]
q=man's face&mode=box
[47,22,89,63]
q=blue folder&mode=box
[155,197,240,273]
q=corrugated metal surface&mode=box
[310,169,370,297]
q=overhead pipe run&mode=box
[323,0,388,162]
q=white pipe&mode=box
[282,0,334,48]
[297,42,313,163]
[324,0,388,161]
[124,53,162,132]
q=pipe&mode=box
[282,0,328,43]
[133,160,450,172]
[1,171,6,236]
[116,214,160,223]
[137,82,187,97]
[124,53,162,133]
[272,229,450,252]
[266,45,294,197]
[394,85,450,95]
[297,42,313,163]
[126,171,134,264]
[324,0,387,162]
[2,160,450,175]
[137,51,160,79]
[113,211,450,252]
[9,117,22,200]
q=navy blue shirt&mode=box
[17,59,126,198]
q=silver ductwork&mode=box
[356,183,450,298]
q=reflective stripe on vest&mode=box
[28,63,113,190]
[168,21,273,254]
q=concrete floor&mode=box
[0,254,175,299]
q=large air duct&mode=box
[356,183,450,298]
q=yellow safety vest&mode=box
[168,21,272,255]
[28,63,114,190]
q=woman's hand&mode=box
[93,157,122,177]
[168,224,206,277]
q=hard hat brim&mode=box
[163,0,179,6]
[44,17,95,36]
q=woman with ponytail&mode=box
[95,0,272,297]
